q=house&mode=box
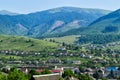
[58,47,66,51]
[47,58,61,64]
[36,69,43,73]
[86,55,92,59]
[50,70,62,74]
[7,61,22,64]
[36,69,62,74]
[84,68,94,76]
[36,66,63,74]
[80,53,86,58]
[93,58,106,63]
[105,66,119,79]
[72,60,81,64]
[72,68,80,74]
[106,67,118,72]
[20,68,28,74]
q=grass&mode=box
[0,35,58,51]
[0,54,22,60]
[45,35,80,44]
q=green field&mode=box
[45,35,80,44]
[0,35,58,51]
[0,54,22,60]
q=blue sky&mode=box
[0,0,120,13]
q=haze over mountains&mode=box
[0,7,110,38]
[0,10,18,15]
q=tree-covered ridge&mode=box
[78,34,120,44]
[102,26,119,33]
[89,9,120,26]
[86,9,120,35]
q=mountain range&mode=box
[0,7,110,38]
[62,9,120,36]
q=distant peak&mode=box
[0,10,9,12]
[0,10,19,15]
[47,7,111,14]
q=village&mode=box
[0,45,120,80]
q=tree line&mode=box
[79,34,120,44]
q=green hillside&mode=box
[75,9,120,45]
[0,35,58,51]
[45,35,80,44]
[88,9,120,34]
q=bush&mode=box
[62,70,74,78]
[78,74,93,80]
[40,69,51,75]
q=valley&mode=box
[0,6,120,80]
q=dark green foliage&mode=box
[79,34,120,44]
[116,76,120,80]
[40,69,51,75]
[110,70,114,78]
[0,40,3,42]
[28,69,40,80]
[93,71,101,80]
[102,26,119,33]
[7,68,29,80]
[62,70,74,78]
[29,69,40,75]
[79,66,86,73]
[1,68,9,73]
[59,77,63,80]
[78,74,93,80]
[0,73,7,80]
[30,43,34,46]
[102,78,108,80]
[62,42,66,46]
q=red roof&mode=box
[36,69,62,73]
[50,70,62,73]
[36,69,43,73]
